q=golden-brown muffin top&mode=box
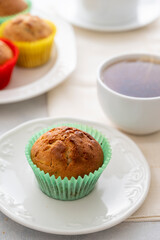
[3,14,52,42]
[0,40,13,65]
[0,0,27,17]
[31,126,104,180]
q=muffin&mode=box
[31,126,104,180]
[0,40,13,65]
[0,14,56,68]
[0,0,27,17]
[25,123,112,201]
[0,0,31,24]
[3,14,52,42]
[0,38,19,90]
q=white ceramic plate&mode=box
[0,8,76,104]
[55,0,160,32]
[0,117,150,235]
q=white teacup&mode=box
[77,0,139,25]
[97,53,160,135]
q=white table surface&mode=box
[0,94,160,239]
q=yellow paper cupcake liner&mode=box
[0,20,56,68]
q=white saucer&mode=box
[0,8,76,104]
[0,117,150,235]
[55,0,160,32]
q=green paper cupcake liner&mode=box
[25,123,112,201]
[0,0,32,24]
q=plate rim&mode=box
[56,0,160,32]
[0,117,151,235]
[0,12,76,104]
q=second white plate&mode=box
[55,0,160,32]
[0,7,76,104]
[0,117,150,235]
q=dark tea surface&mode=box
[102,59,160,98]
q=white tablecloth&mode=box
[48,17,160,221]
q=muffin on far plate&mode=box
[0,38,19,90]
[0,40,13,65]
[25,123,112,201]
[0,14,56,68]
[0,0,31,24]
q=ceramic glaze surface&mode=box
[0,9,76,104]
[56,0,160,32]
[97,53,160,135]
[77,0,138,25]
[0,118,150,235]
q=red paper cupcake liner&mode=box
[0,38,19,90]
